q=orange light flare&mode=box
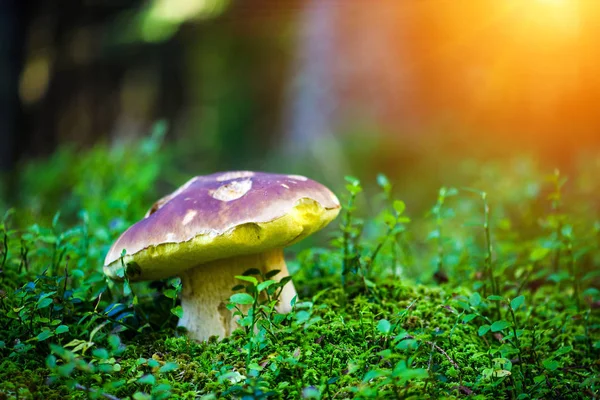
[429,0,600,153]
[330,1,600,156]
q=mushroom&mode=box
[103,171,341,341]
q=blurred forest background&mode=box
[2,0,600,209]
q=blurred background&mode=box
[2,0,600,213]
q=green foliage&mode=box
[1,135,599,399]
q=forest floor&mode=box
[1,133,598,399]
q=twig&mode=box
[398,334,460,371]
[74,383,121,400]
[427,341,435,371]
[424,340,460,371]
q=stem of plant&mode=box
[341,191,357,286]
[0,229,7,273]
[246,294,258,368]
[565,240,581,311]
[507,306,527,392]
[481,192,501,319]
[550,169,564,273]
[93,311,139,332]
[435,199,444,280]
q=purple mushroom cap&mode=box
[103,171,341,281]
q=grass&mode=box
[0,131,599,399]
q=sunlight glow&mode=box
[140,0,229,42]
[536,0,568,5]
[510,0,581,36]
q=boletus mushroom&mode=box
[103,171,340,341]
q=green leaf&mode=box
[510,295,525,310]
[446,187,459,197]
[393,200,406,215]
[543,359,559,371]
[344,176,360,186]
[295,311,310,324]
[39,235,57,244]
[93,348,109,360]
[137,374,156,385]
[462,314,477,323]
[376,319,391,335]
[46,354,57,368]
[469,292,482,307]
[55,325,69,334]
[229,293,255,305]
[554,346,572,356]
[345,176,363,194]
[382,211,396,227]
[37,297,54,309]
[491,320,511,332]
[152,383,172,394]
[57,362,75,377]
[561,224,573,238]
[529,247,550,262]
[265,269,281,279]
[257,280,277,292]
[548,272,570,283]
[52,212,61,228]
[234,275,258,286]
[170,306,183,318]
[159,362,178,373]
[108,334,121,350]
[362,368,389,382]
[37,330,54,341]
[363,278,377,288]
[242,268,261,276]
[582,270,600,282]
[493,370,511,378]
[478,325,491,336]
[123,280,132,296]
[487,295,504,302]
[427,230,440,240]
[377,174,391,190]
[163,289,177,299]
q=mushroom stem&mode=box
[178,248,297,341]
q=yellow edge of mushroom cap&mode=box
[103,198,340,281]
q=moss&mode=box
[1,276,596,399]
[1,140,599,398]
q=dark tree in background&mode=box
[0,0,26,172]
[10,0,185,165]
[0,0,300,176]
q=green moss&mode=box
[1,137,599,398]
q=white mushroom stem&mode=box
[178,248,297,341]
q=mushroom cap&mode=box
[103,171,341,281]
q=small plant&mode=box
[337,176,364,287]
[428,186,458,283]
[334,174,411,298]
[228,268,294,368]
[1,137,599,399]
